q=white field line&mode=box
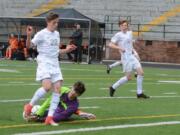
[2,96,180,103]
[0,69,20,73]
[14,121,180,135]
[158,80,180,84]
[163,92,177,95]
[79,106,99,109]
[8,82,25,84]
[0,83,39,86]
[0,82,176,87]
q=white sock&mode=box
[112,76,128,89]
[137,75,143,94]
[48,92,60,117]
[30,87,47,106]
[109,61,122,69]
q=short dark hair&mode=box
[46,12,59,22]
[119,20,129,26]
[73,81,86,96]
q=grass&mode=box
[0,60,180,135]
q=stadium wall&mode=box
[105,40,180,64]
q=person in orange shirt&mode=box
[6,34,18,59]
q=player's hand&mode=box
[66,44,77,52]
[26,26,33,36]
[79,112,96,120]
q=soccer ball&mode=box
[31,105,41,115]
[22,105,40,121]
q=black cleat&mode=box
[107,65,111,74]
[137,93,150,99]
[109,86,115,97]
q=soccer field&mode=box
[0,60,180,135]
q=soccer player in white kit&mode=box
[24,12,76,126]
[106,48,140,75]
[108,20,149,99]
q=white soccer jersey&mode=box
[111,31,134,62]
[32,28,60,60]
[31,28,63,82]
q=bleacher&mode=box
[0,0,180,40]
[66,0,180,40]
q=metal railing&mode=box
[105,23,180,40]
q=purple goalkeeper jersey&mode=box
[53,93,79,122]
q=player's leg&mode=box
[24,79,51,117]
[109,72,131,97]
[136,67,150,99]
[45,73,63,126]
[107,61,122,74]
[5,47,10,58]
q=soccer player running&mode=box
[24,12,76,126]
[24,81,96,123]
[108,20,149,99]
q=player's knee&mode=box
[53,82,61,93]
[126,75,132,81]
[138,71,144,76]
[42,82,52,91]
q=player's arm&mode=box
[75,109,96,120]
[26,26,34,49]
[35,97,51,116]
[59,44,77,54]
[54,105,78,122]
[133,49,140,61]
[108,42,125,53]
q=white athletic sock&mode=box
[137,75,143,95]
[112,76,128,89]
[109,61,122,69]
[48,92,60,117]
[30,87,47,106]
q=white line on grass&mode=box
[0,83,39,86]
[14,121,180,135]
[158,80,180,84]
[163,92,177,95]
[129,90,146,93]
[79,106,99,109]
[0,69,20,73]
[8,81,25,84]
[2,96,180,103]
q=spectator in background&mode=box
[28,46,38,61]
[6,33,18,59]
[71,24,83,63]
[18,37,28,59]
[0,45,3,58]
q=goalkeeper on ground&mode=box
[24,81,96,122]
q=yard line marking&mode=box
[2,95,180,103]
[8,82,25,84]
[99,88,109,90]
[0,69,20,73]
[80,96,180,99]
[158,80,180,84]
[163,92,177,95]
[0,83,39,86]
[79,106,99,109]
[0,98,45,103]
[130,90,146,92]
[1,113,180,129]
[14,121,180,135]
